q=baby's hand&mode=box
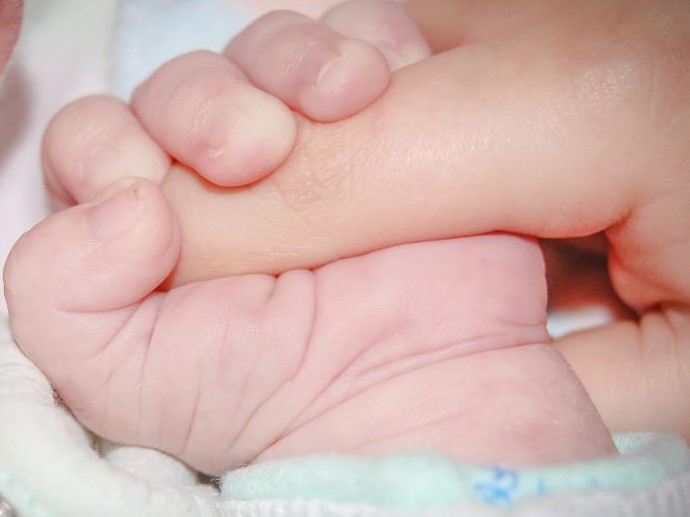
[5,3,615,473]
[4,179,613,474]
[41,0,690,445]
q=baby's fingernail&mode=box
[87,178,141,240]
[397,41,432,67]
[314,40,378,90]
[198,107,237,158]
[303,45,342,88]
[381,40,431,70]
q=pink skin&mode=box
[4,179,614,475]
[6,3,614,476]
[225,11,390,123]
[126,7,397,188]
[45,2,430,196]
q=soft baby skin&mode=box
[4,182,614,474]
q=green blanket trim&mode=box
[221,433,690,510]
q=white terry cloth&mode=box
[1,0,689,516]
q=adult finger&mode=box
[161,29,652,282]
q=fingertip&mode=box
[193,88,297,187]
[42,95,170,206]
[132,50,297,188]
[299,38,390,122]
[321,0,431,72]
[5,178,179,314]
[84,178,180,305]
[224,10,391,123]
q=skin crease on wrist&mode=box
[0,0,22,76]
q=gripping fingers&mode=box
[225,10,391,122]
[4,179,180,382]
[42,4,429,201]
[43,96,171,206]
[132,51,297,187]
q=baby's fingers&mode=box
[224,4,424,122]
[321,0,431,71]
[132,51,296,187]
[4,179,179,388]
[43,96,170,207]
[556,311,690,443]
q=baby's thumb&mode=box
[4,178,179,379]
